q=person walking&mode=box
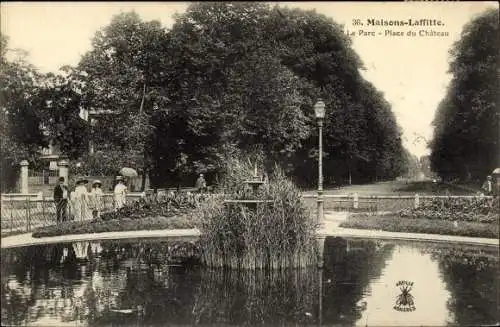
[90,180,104,219]
[53,177,69,223]
[114,176,127,210]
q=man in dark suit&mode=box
[54,177,69,223]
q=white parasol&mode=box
[119,167,138,178]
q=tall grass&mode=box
[196,159,317,270]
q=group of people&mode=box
[53,176,128,223]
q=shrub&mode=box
[398,197,499,223]
[99,191,211,221]
[196,160,317,270]
[340,215,499,239]
[31,192,207,238]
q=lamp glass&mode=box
[314,100,326,119]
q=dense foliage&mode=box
[0,34,47,191]
[149,3,407,187]
[398,197,499,223]
[340,215,498,239]
[430,9,499,182]
[2,3,409,191]
[99,192,203,220]
[0,35,89,191]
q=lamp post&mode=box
[314,100,326,229]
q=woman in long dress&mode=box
[114,176,128,211]
[90,180,104,219]
[73,178,92,221]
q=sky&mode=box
[1,1,498,158]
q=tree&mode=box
[72,3,408,189]
[430,9,499,182]
[268,5,406,185]
[149,2,408,187]
[76,12,170,189]
[0,34,47,191]
[39,67,89,160]
[151,2,313,186]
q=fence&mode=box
[301,194,496,214]
[28,169,59,185]
[1,193,146,234]
[2,192,495,234]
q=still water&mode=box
[1,238,498,326]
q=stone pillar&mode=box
[414,193,420,209]
[20,160,29,194]
[353,193,359,209]
[58,159,69,183]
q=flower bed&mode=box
[32,192,205,238]
[100,192,205,220]
[398,197,499,223]
[31,215,197,238]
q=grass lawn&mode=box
[1,230,30,238]
[32,215,198,238]
[339,214,498,239]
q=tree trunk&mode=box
[139,82,146,114]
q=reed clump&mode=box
[196,158,317,270]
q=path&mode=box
[2,212,497,249]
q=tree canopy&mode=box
[1,34,48,190]
[147,2,407,187]
[2,3,410,190]
[430,8,499,182]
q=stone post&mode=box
[37,191,43,210]
[58,159,69,183]
[20,160,29,194]
[353,193,359,209]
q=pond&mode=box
[1,238,498,326]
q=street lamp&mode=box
[314,99,326,229]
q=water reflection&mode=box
[1,239,498,326]
[426,245,500,326]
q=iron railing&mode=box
[1,192,495,234]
